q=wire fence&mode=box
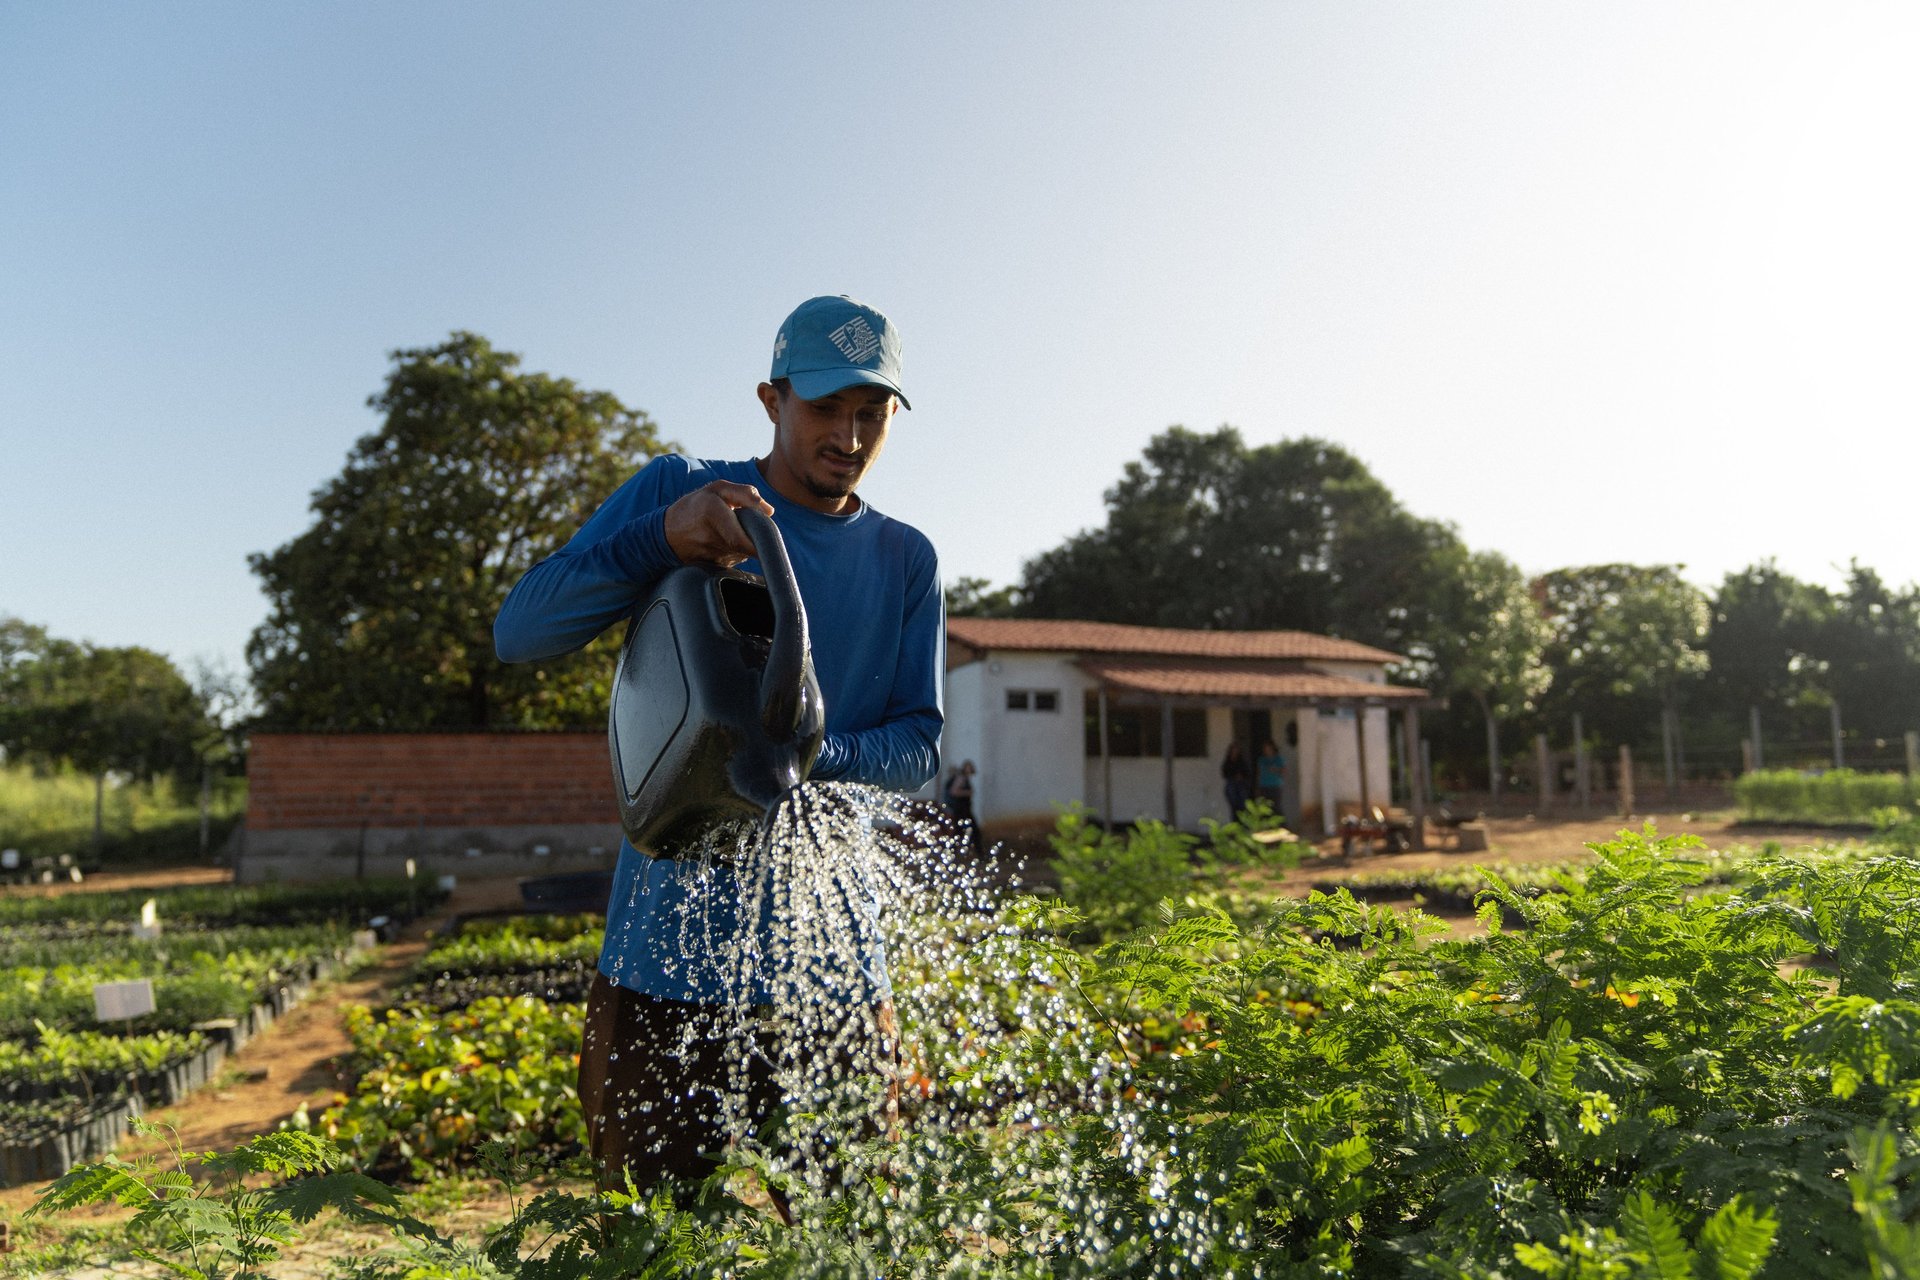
[1421,728,1920,818]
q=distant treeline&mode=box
[948,426,1920,791]
[15,340,1906,808]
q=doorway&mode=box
[1233,708,1295,827]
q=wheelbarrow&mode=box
[1338,806,1413,857]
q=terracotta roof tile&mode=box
[946,617,1403,665]
[1079,657,1427,702]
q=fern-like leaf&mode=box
[24,1157,154,1215]
[204,1127,343,1178]
[1696,1196,1778,1280]
[1620,1189,1695,1279]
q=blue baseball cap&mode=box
[769,295,911,409]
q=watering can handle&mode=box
[735,507,810,741]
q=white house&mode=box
[940,618,1433,836]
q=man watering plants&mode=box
[494,295,942,1205]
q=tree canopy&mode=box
[0,619,208,782]
[1017,427,1466,663]
[247,332,672,730]
[1704,560,1833,739]
[1535,564,1710,746]
[954,422,1920,784]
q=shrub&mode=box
[319,995,586,1180]
[1050,800,1301,940]
[1734,768,1917,825]
[1049,808,1199,939]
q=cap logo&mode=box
[772,330,788,360]
[828,317,881,364]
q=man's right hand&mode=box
[664,480,776,568]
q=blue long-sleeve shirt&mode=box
[494,453,944,1002]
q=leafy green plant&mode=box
[26,1126,716,1280]
[0,1023,207,1086]
[418,927,603,978]
[33,821,1920,1277]
[1200,798,1307,868]
[1735,768,1917,825]
[1052,799,1343,939]
[0,944,338,1038]
[1048,806,1215,939]
[24,1122,444,1280]
[319,995,586,1179]
[1005,826,1920,1275]
[0,878,442,931]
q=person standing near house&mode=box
[1255,737,1285,812]
[945,758,981,854]
[493,295,943,1201]
[1221,740,1253,818]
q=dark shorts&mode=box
[578,972,897,1196]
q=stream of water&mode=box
[598,780,1237,1276]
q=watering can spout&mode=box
[737,508,808,744]
[606,507,827,856]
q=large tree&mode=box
[1016,427,1466,660]
[944,576,1021,619]
[1536,564,1710,753]
[1818,563,1920,742]
[1704,561,1834,745]
[247,333,672,729]
[1427,551,1551,798]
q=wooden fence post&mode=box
[1536,734,1552,813]
[1661,708,1677,799]
[1573,713,1590,812]
[1619,743,1634,818]
[1160,699,1176,828]
[1407,707,1427,850]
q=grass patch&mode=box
[0,762,245,867]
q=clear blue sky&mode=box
[4,4,1916,683]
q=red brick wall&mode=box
[247,733,615,830]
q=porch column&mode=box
[1355,702,1372,817]
[1406,704,1427,850]
[1098,684,1113,829]
[1161,698,1177,828]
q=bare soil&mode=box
[1284,809,1852,887]
[2,865,230,899]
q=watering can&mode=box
[607,507,826,856]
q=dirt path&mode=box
[1283,811,1853,887]
[2,865,230,899]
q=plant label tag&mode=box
[94,979,156,1022]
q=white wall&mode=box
[945,652,1090,826]
[937,661,986,804]
[943,649,1400,835]
[1296,703,1394,834]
